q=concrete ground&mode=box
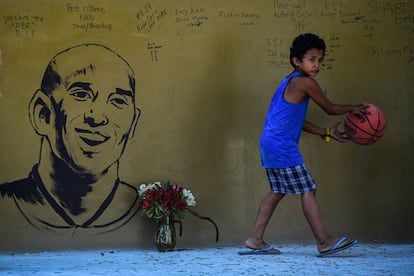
[0,243,413,275]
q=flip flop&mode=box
[316,237,358,257]
[238,245,281,255]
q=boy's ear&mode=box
[128,107,141,139]
[28,89,54,136]
[292,57,301,67]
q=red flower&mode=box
[174,200,186,211]
[162,198,170,208]
[140,198,153,210]
[155,188,164,200]
[145,189,155,198]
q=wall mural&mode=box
[0,43,141,235]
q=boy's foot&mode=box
[317,237,358,257]
[239,245,281,255]
[244,238,281,254]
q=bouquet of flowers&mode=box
[138,181,196,220]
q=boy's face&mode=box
[293,48,324,77]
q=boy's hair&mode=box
[289,33,326,67]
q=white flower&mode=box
[147,181,161,190]
[138,184,147,196]
[138,181,164,196]
[183,189,196,206]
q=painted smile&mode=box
[75,128,110,146]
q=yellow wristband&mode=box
[321,128,331,142]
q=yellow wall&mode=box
[0,0,413,252]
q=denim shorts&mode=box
[266,164,317,194]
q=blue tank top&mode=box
[260,71,310,168]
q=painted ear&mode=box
[28,89,53,136]
[128,107,141,139]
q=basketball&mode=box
[344,103,386,145]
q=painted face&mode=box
[47,45,137,175]
[294,48,324,77]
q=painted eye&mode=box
[110,96,130,109]
[69,89,93,101]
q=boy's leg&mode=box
[301,190,354,252]
[245,191,285,250]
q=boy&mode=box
[241,33,366,257]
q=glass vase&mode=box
[154,215,176,252]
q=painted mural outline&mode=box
[0,43,141,235]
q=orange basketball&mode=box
[344,103,386,145]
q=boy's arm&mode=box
[300,77,366,116]
[303,120,349,143]
[303,120,325,136]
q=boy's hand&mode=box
[329,121,349,143]
[351,103,370,121]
